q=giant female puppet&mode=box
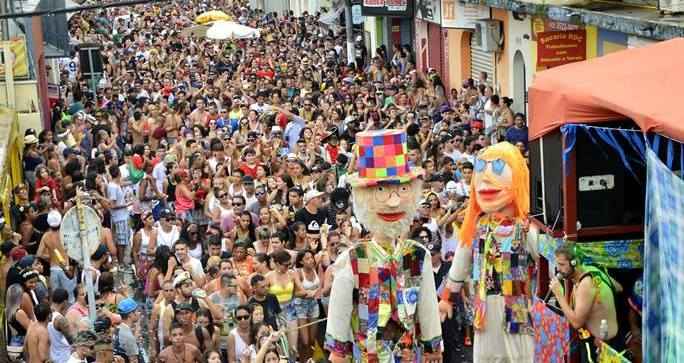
[326,129,442,363]
[439,142,536,362]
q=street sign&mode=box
[60,204,101,264]
[352,5,364,25]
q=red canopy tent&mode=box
[528,38,684,143]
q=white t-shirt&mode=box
[181,257,205,282]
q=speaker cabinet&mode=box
[529,131,564,230]
[529,124,647,240]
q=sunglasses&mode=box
[217,194,227,198]
[235,315,250,321]
[474,158,506,175]
[233,202,244,206]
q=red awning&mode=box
[528,38,684,143]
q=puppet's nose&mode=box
[386,192,401,208]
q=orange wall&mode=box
[445,29,471,91]
[492,8,510,96]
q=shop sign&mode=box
[531,16,580,41]
[537,29,587,68]
[441,1,488,29]
[361,0,414,17]
[416,0,441,24]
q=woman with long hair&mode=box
[5,284,30,354]
[231,210,257,246]
[266,250,299,358]
[174,169,196,222]
[197,308,220,352]
[132,210,157,284]
[288,222,307,252]
[146,245,176,299]
[293,250,321,361]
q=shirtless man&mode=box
[189,98,208,127]
[550,245,621,363]
[165,104,181,144]
[158,323,202,363]
[150,280,177,360]
[24,303,51,363]
[37,210,77,303]
[174,303,211,351]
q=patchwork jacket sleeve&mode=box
[418,250,443,353]
[324,250,355,357]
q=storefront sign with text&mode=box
[362,0,413,17]
[537,30,586,69]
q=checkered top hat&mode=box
[348,129,423,187]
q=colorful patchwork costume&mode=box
[443,142,536,362]
[326,129,442,363]
[325,239,442,363]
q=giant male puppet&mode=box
[326,129,442,363]
[440,142,536,362]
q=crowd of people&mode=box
[2,0,532,362]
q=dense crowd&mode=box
[2,0,530,362]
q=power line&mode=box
[0,0,174,20]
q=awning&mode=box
[528,38,684,143]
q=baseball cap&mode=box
[17,255,35,269]
[47,210,62,228]
[446,181,459,193]
[426,242,441,254]
[304,189,325,204]
[117,298,138,314]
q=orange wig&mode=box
[459,142,529,247]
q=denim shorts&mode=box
[279,300,297,322]
[294,297,320,319]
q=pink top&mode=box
[175,187,194,214]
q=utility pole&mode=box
[344,0,354,66]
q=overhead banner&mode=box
[537,30,587,69]
[0,37,29,79]
[361,0,414,17]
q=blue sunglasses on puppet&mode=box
[474,158,507,175]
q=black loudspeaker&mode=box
[529,125,647,237]
[78,43,103,77]
[574,129,644,229]
[529,131,564,229]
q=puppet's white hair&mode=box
[351,179,423,240]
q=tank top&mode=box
[299,269,320,291]
[157,225,180,248]
[230,328,253,360]
[188,243,202,260]
[175,187,194,214]
[269,280,294,304]
[140,228,152,256]
[48,312,71,363]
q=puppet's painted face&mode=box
[352,180,421,240]
[473,157,514,214]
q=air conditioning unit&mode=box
[660,0,684,12]
[473,20,503,52]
